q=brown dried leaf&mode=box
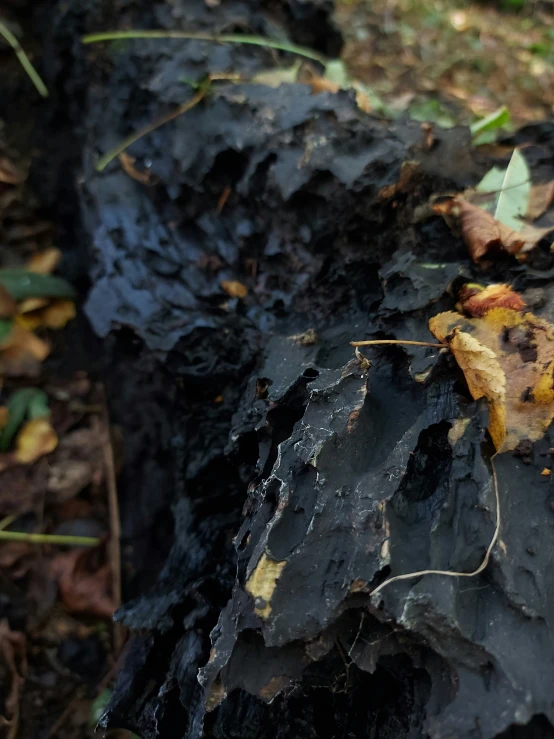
[434,196,553,262]
[430,305,554,451]
[308,75,340,94]
[0,286,17,319]
[526,181,554,221]
[49,548,114,618]
[460,283,526,317]
[0,325,50,377]
[378,161,420,200]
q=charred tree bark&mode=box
[27,0,554,736]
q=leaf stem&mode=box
[0,21,48,98]
[95,88,206,172]
[82,30,327,64]
[0,530,101,546]
[370,452,500,597]
[0,514,17,531]
[350,339,447,348]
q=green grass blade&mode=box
[0,530,101,546]
[470,105,510,138]
[0,21,48,98]
[81,30,326,64]
[95,89,206,172]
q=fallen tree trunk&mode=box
[39,0,554,736]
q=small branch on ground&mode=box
[351,339,447,348]
[93,384,124,653]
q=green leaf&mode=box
[0,388,50,451]
[476,166,507,197]
[495,148,531,231]
[470,106,510,138]
[89,689,113,728]
[27,390,50,420]
[474,149,531,229]
[0,270,75,301]
[0,318,14,345]
[323,59,350,88]
[408,98,456,129]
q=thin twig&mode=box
[94,384,123,653]
[82,30,327,64]
[0,21,48,98]
[371,453,500,597]
[351,339,447,348]
[95,88,206,172]
[0,531,101,546]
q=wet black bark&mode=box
[8,0,554,736]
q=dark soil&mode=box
[3,0,554,738]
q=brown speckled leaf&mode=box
[430,305,554,451]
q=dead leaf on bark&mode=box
[378,161,420,200]
[430,302,554,451]
[433,197,553,262]
[49,547,114,618]
[221,280,248,299]
[459,283,525,317]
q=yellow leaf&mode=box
[245,553,286,619]
[18,297,49,314]
[0,407,8,429]
[16,299,75,331]
[221,280,248,299]
[14,418,58,464]
[430,305,554,452]
[26,248,62,275]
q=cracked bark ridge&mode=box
[200,330,554,737]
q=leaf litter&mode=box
[0,138,123,738]
[433,147,554,262]
[354,282,554,597]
